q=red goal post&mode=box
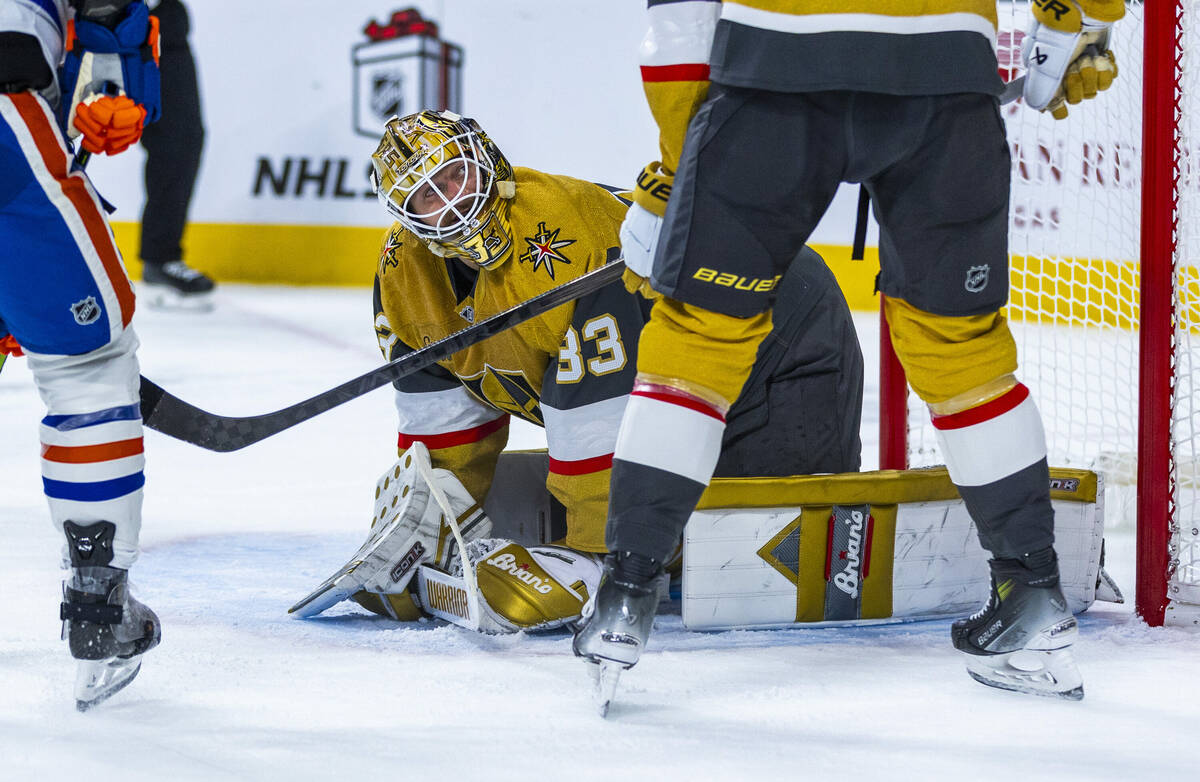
[878,1,1200,628]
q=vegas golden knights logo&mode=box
[460,365,543,425]
[518,221,576,279]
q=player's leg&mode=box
[575,88,846,670]
[0,92,158,710]
[139,0,213,308]
[870,92,1080,698]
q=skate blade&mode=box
[75,655,144,712]
[140,284,215,313]
[592,660,623,718]
[964,647,1084,701]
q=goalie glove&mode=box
[1021,0,1125,119]
[418,539,603,634]
[59,2,161,145]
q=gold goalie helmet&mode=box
[371,110,516,268]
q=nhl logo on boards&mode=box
[964,264,990,293]
[351,9,463,139]
[70,296,101,326]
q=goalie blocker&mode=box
[293,450,1119,633]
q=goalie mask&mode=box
[371,110,517,269]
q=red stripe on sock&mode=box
[640,63,710,82]
[931,384,1030,431]
[42,438,144,463]
[549,453,614,476]
[631,385,725,422]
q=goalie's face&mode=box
[406,157,487,233]
[373,111,516,269]
[373,118,496,240]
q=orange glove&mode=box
[0,334,24,357]
[72,94,147,155]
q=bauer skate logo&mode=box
[965,265,990,293]
[833,510,866,599]
[389,541,427,584]
[70,296,101,326]
[977,618,1005,646]
[486,551,554,594]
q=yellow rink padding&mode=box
[697,466,1099,508]
[110,222,1182,330]
[110,221,388,287]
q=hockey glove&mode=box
[620,162,675,299]
[1021,0,1124,119]
[0,334,24,358]
[60,3,161,141]
[73,94,147,155]
[619,204,663,300]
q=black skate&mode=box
[572,552,667,717]
[59,522,160,711]
[952,549,1082,700]
[141,260,215,311]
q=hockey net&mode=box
[880,1,1200,627]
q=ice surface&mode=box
[0,285,1194,780]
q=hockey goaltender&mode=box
[288,110,1119,652]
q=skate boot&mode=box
[59,522,161,711]
[952,547,1082,700]
[572,551,667,716]
[141,260,215,311]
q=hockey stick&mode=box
[1001,75,1026,105]
[140,259,627,452]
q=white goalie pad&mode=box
[289,443,491,618]
[682,467,1116,631]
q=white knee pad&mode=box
[25,328,141,413]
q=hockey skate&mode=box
[572,552,667,717]
[140,260,215,311]
[952,549,1083,701]
[62,565,161,711]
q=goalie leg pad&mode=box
[288,443,492,618]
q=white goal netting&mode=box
[901,2,1200,623]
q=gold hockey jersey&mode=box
[374,167,637,553]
